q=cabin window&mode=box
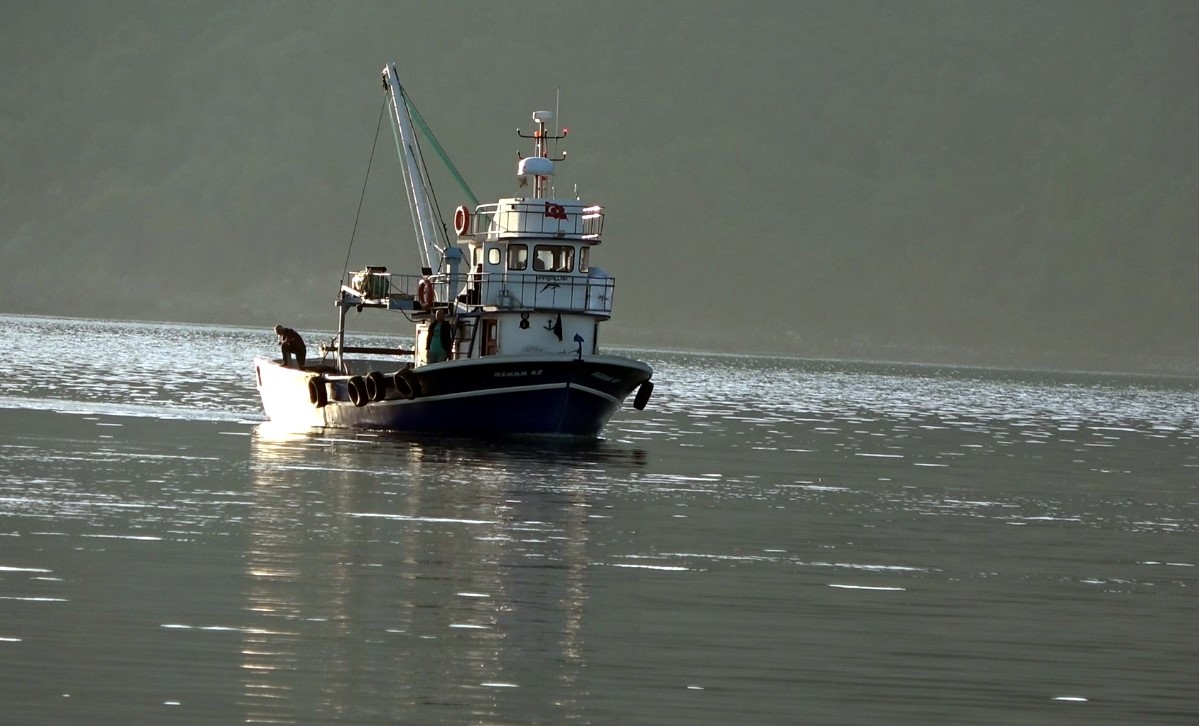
[487,247,501,266]
[508,244,528,271]
[533,244,574,273]
[579,247,589,273]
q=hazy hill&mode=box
[2,1,1197,373]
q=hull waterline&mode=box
[255,354,651,437]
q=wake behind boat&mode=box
[253,63,653,436]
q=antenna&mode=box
[517,105,568,198]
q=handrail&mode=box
[466,202,604,240]
[476,271,615,315]
[340,267,614,316]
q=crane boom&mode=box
[381,63,444,270]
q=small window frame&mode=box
[507,244,528,271]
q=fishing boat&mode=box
[253,63,654,436]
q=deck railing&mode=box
[344,268,616,316]
[485,272,615,315]
[466,202,605,240]
[345,268,417,300]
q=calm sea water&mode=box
[1,314,1197,724]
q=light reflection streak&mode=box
[239,427,612,722]
[0,596,68,602]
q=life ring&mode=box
[417,276,435,308]
[453,205,471,236]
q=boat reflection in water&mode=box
[240,424,642,721]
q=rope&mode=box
[342,97,388,281]
[414,125,448,257]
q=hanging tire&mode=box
[365,371,388,402]
[633,380,654,411]
[308,377,328,408]
[348,375,369,407]
[393,368,417,400]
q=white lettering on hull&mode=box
[494,369,544,378]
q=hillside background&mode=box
[3,1,1197,373]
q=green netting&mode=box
[405,96,479,207]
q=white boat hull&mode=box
[254,353,652,437]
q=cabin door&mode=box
[483,319,499,356]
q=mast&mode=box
[517,112,567,199]
[381,63,444,271]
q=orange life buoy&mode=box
[417,276,435,308]
[453,205,471,236]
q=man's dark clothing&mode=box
[278,327,306,368]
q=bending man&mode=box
[274,324,306,368]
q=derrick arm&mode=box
[381,63,444,270]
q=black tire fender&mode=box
[365,371,388,402]
[308,377,328,408]
[393,368,418,400]
[633,380,654,411]
[348,375,369,407]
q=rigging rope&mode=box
[387,89,431,271]
[414,123,448,259]
[342,97,388,281]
